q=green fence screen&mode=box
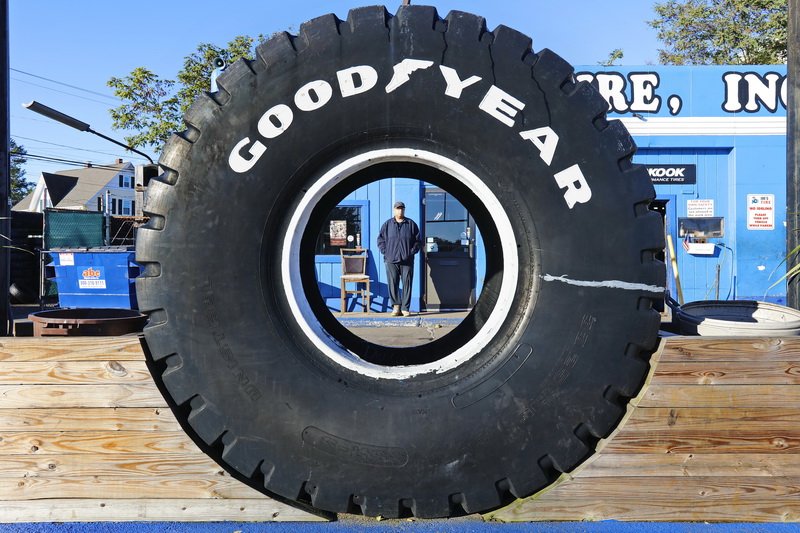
[44,209,104,249]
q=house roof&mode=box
[12,191,34,211]
[53,162,132,208]
[41,172,79,206]
[12,161,133,212]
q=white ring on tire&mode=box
[282,149,519,379]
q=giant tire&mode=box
[137,5,665,519]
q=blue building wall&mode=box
[577,65,787,304]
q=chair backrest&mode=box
[341,249,367,276]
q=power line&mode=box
[10,67,121,102]
[11,134,135,158]
[22,152,147,170]
[11,77,121,106]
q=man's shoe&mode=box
[391,305,401,316]
[401,310,412,317]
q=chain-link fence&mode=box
[44,209,104,249]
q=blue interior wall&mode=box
[316,178,424,313]
[316,179,486,313]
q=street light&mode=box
[23,100,154,164]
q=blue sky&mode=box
[9,0,663,182]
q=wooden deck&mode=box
[0,336,325,522]
[489,337,800,523]
[0,335,798,522]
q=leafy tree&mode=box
[9,138,33,204]
[107,68,180,153]
[598,49,625,66]
[649,0,787,65]
[108,35,272,152]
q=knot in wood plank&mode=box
[106,361,128,377]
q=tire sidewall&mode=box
[140,7,661,514]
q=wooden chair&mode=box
[340,249,370,313]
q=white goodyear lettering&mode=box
[476,85,592,209]
[228,58,592,209]
[385,59,434,93]
[338,65,379,97]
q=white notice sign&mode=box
[687,199,714,217]
[747,194,775,230]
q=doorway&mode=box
[422,188,476,311]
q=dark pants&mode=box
[385,261,413,311]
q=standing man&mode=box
[377,201,422,317]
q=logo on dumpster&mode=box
[79,266,106,289]
[82,267,101,278]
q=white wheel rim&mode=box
[282,149,519,379]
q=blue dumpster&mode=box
[48,247,140,309]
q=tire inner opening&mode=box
[298,162,504,367]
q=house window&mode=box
[118,174,133,188]
[315,206,363,255]
[121,200,133,216]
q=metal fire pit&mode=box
[29,308,148,336]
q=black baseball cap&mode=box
[393,201,405,209]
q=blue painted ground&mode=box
[2,522,798,533]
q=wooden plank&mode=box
[654,361,800,384]
[660,337,800,362]
[0,408,180,432]
[0,476,266,500]
[0,453,224,478]
[580,453,800,477]
[0,361,152,384]
[0,431,200,455]
[622,407,800,432]
[0,499,328,522]
[492,499,800,522]
[0,385,166,409]
[639,384,800,408]
[601,430,800,454]
[0,337,144,362]
[520,476,800,500]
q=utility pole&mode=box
[1,0,11,335]
[788,0,800,308]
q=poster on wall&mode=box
[687,199,714,217]
[330,220,347,246]
[747,194,775,230]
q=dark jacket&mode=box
[377,217,422,264]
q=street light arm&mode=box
[23,100,90,131]
[86,127,154,165]
[22,100,154,164]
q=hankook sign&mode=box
[645,164,697,184]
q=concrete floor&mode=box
[336,310,467,347]
[346,324,457,347]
